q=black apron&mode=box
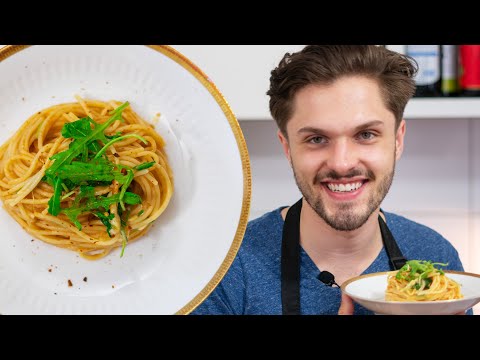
[281,198,407,315]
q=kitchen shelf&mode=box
[404,98,480,119]
[236,98,480,121]
[172,45,480,121]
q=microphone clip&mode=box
[318,271,341,288]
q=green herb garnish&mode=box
[395,260,448,290]
[134,162,155,171]
[43,102,155,257]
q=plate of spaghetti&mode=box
[0,45,251,314]
[342,260,480,315]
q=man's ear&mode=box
[277,129,292,166]
[395,119,406,161]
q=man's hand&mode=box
[338,293,354,315]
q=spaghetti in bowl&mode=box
[342,270,480,315]
[386,260,462,302]
[0,45,250,314]
[0,97,174,260]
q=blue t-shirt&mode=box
[192,208,469,315]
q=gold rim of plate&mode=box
[0,45,252,315]
[341,270,480,304]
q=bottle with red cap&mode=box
[459,45,480,96]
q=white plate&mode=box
[0,45,251,314]
[342,270,480,315]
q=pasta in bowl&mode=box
[0,97,174,260]
[342,262,480,315]
[0,45,250,314]
[386,260,463,302]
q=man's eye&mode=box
[359,131,375,140]
[309,136,325,144]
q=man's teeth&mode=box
[327,182,363,193]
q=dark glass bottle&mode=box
[459,45,480,96]
[441,45,459,97]
[407,45,442,97]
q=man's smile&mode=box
[321,179,369,201]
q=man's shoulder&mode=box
[239,207,285,251]
[385,211,445,240]
[384,211,460,265]
[246,208,284,232]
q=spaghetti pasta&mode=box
[0,96,174,260]
[385,260,463,301]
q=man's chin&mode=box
[319,209,371,231]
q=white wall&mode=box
[172,45,305,120]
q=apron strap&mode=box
[378,213,407,270]
[280,198,303,315]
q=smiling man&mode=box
[192,45,469,315]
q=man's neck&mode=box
[281,200,384,285]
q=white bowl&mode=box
[342,270,480,315]
[0,45,251,314]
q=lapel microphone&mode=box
[318,271,341,288]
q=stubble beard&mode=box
[292,156,396,232]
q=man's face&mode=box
[278,76,406,231]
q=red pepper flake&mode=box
[68,279,73,287]
[83,277,88,282]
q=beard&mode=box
[292,156,395,232]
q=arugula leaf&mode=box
[62,118,93,139]
[134,161,155,171]
[61,191,141,231]
[119,207,132,258]
[73,185,95,207]
[46,102,129,179]
[118,169,134,211]
[120,228,128,258]
[47,177,63,216]
[94,211,115,237]
[94,134,147,159]
[55,160,117,184]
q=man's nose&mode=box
[326,139,359,176]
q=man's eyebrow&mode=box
[353,120,384,132]
[297,126,324,135]
[297,120,385,135]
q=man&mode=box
[192,45,468,315]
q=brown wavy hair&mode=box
[267,45,418,136]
